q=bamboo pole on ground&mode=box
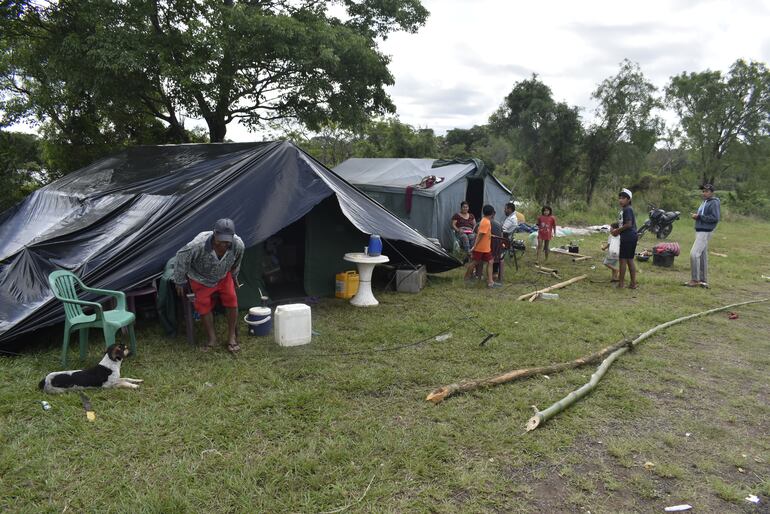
[425,338,632,404]
[517,275,587,301]
[525,297,769,431]
[551,248,590,258]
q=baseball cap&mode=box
[619,188,633,199]
[213,218,235,242]
[701,183,715,192]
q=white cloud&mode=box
[373,0,770,136]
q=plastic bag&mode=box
[608,235,620,259]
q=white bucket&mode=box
[274,304,312,347]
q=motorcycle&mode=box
[637,203,681,239]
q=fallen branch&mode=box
[426,338,631,404]
[711,252,728,257]
[535,265,558,273]
[536,269,561,279]
[552,248,590,258]
[517,275,588,301]
[572,256,592,262]
[525,297,769,431]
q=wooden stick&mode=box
[525,298,770,431]
[517,275,588,301]
[426,338,632,404]
[536,270,560,279]
[711,252,728,257]
[535,265,558,273]
[572,256,592,262]
[551,248,590,258]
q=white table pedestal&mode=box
[343,252,390,306]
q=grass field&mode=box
[2,217,769,513]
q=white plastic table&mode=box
[343,252,390,306]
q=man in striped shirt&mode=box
[174,218,245,353]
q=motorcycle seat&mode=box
[662,211,680,222]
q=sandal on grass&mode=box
[227,341,241,354]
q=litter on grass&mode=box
[664,505,692,512]
[745,495,759,504]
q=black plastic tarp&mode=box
[0,141,460,345]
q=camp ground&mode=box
[333,158,511,251]
[0,141,460,345]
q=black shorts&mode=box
[619,238,637,259]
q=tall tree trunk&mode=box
[206,117,227,142]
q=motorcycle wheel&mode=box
[657,224,673,239]
[637,225,648,239]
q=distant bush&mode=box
[723,188,770,219]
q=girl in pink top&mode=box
[536,205,556,263]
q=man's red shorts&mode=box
[471,250,494,263]
[189,272,238,315]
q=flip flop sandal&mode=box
[227,341,241,354]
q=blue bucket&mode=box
[244,307,272,336]
[367,234,383,256]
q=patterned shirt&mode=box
[173,231,245,287]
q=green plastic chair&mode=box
[48,270,137,366]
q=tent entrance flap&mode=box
[466,177,485,220]
[304,196,369,297]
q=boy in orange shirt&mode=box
[464,205,502,288]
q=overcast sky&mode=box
[10,0,770,141]
[226,0,770,140]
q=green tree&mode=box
[490,75,582,204]
[666,59,770,185]
[351,118,437,158]
[583,60,663,204]
[2,0,428,143]
[0,131,43,212]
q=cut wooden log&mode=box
[426,338,632,404]
[517,274,588,301]
[551,248,590,258]
[525,297,769,431]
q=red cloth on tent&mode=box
[405,185,414,214]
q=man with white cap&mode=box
[611,188,638,289]
[174,218,245,353]
[686,184,721,288]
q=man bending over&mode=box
[174,218,245,353]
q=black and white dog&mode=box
[38,343,143,394]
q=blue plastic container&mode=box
[244,307,272,336]
[367,234,383,256]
